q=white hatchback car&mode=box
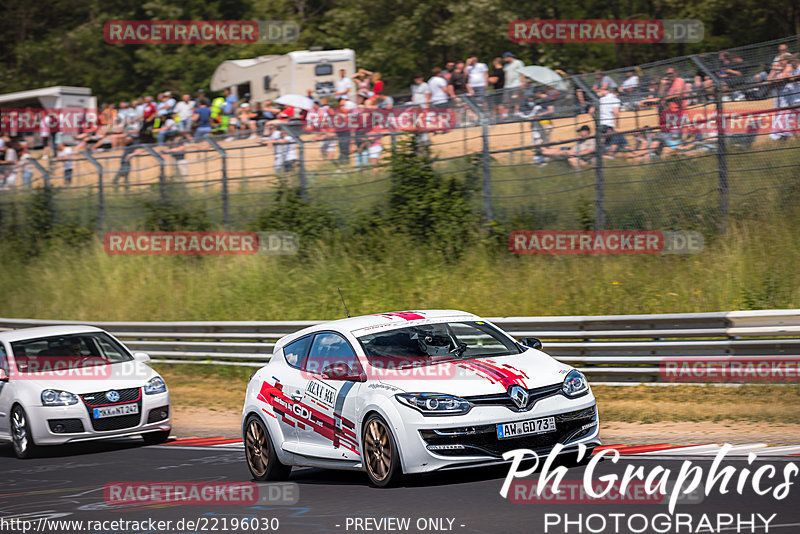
[0,326,171,458]
[242,310,599,486]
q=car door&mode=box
[0,342,13,438]
[263,335,315,449]
[292,331,364,460]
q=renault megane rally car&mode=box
[0,326,171,458]
[242,310,599,486]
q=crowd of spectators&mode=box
[2,42,799,187]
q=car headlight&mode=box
[562,369,590,397]
[41,389,79,406]
[395,393,471,415]
[144,376,167,395]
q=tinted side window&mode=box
[283,336,311,369]
[304,333,359,375]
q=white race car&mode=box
[242,310,599,486]
[0,326,171,458]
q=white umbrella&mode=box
[519,66,568,92]
[275,94,315,110]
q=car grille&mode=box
[80,387,141,406]
[464,383,563,412]
[420,406,597,458]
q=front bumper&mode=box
[28,391,171,446]
[392,393,599,474]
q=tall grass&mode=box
[1,211,798,321]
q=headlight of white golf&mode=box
[144,376,167,395]
[41,389,79,406]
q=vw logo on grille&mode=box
[509,385,529,410]
[106,390,120,402]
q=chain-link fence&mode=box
[1,36,798,235]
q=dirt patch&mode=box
[171,406,242,438]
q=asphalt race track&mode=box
[1,438,799,534]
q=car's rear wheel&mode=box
[142,430,171,445]
[11,405,38,459]
[244,415,291,481]
[362,414,403,487]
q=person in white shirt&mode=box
[174,94,195,139]
[620,70,639,94]
[589,88,621,129]
[467,56,489,95]
[411,74,431,107]
[335,69,353,99]
[428,68,450,107]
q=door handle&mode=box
[291,393,303,401]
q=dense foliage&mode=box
[2,0,798,101]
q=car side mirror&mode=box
[0,369,8,382]
[322,363,365,382]
[133,352,151,363]
[520,337,543,351]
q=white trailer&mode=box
[210,49,356,103]
[0,86,97,145]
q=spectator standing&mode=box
[335,69,353,99]
[428,68,450,108]
[16,143,34,188]
[502,52,526,115]
[449,62,469,97]
[411,74,431,107]
[592,70,618,92]
[590,88,621,130]
[489,58,505,117]
[467,56,489,105]
[174,94,195,139]
[193,98,213,139]
[56,142,73,185]
[0,138,18,187]
[619,70,639,94]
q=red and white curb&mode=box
[161,438,800,456]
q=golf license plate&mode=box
[497,416,556,439]
[93,403,139,419]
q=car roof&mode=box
[282,309,480,344]
[0,325,105,343]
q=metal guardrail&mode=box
[0,310,798,382]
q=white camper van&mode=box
[210,49,356,102]
[0,86,97,145]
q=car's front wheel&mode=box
[244,415,291,481]
[362,414,403,487]
[11,405,38,459]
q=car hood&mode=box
[12,361,160,394]
[372,348,572,395]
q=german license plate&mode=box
[497,416,556,439]
[93,404,139,419]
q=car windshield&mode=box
[10,332,133,373]
[357,321,521,369]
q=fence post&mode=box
[280,123,306,200]
[81,151,104,232]
[206,138,230,229]
[28,158,51,188]
[692,55,728,233]
[462,96,493,222]
[143,145,167,204]
[573,77,605,229]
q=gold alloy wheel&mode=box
[245,419,268,477]
[365,419,392,481]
